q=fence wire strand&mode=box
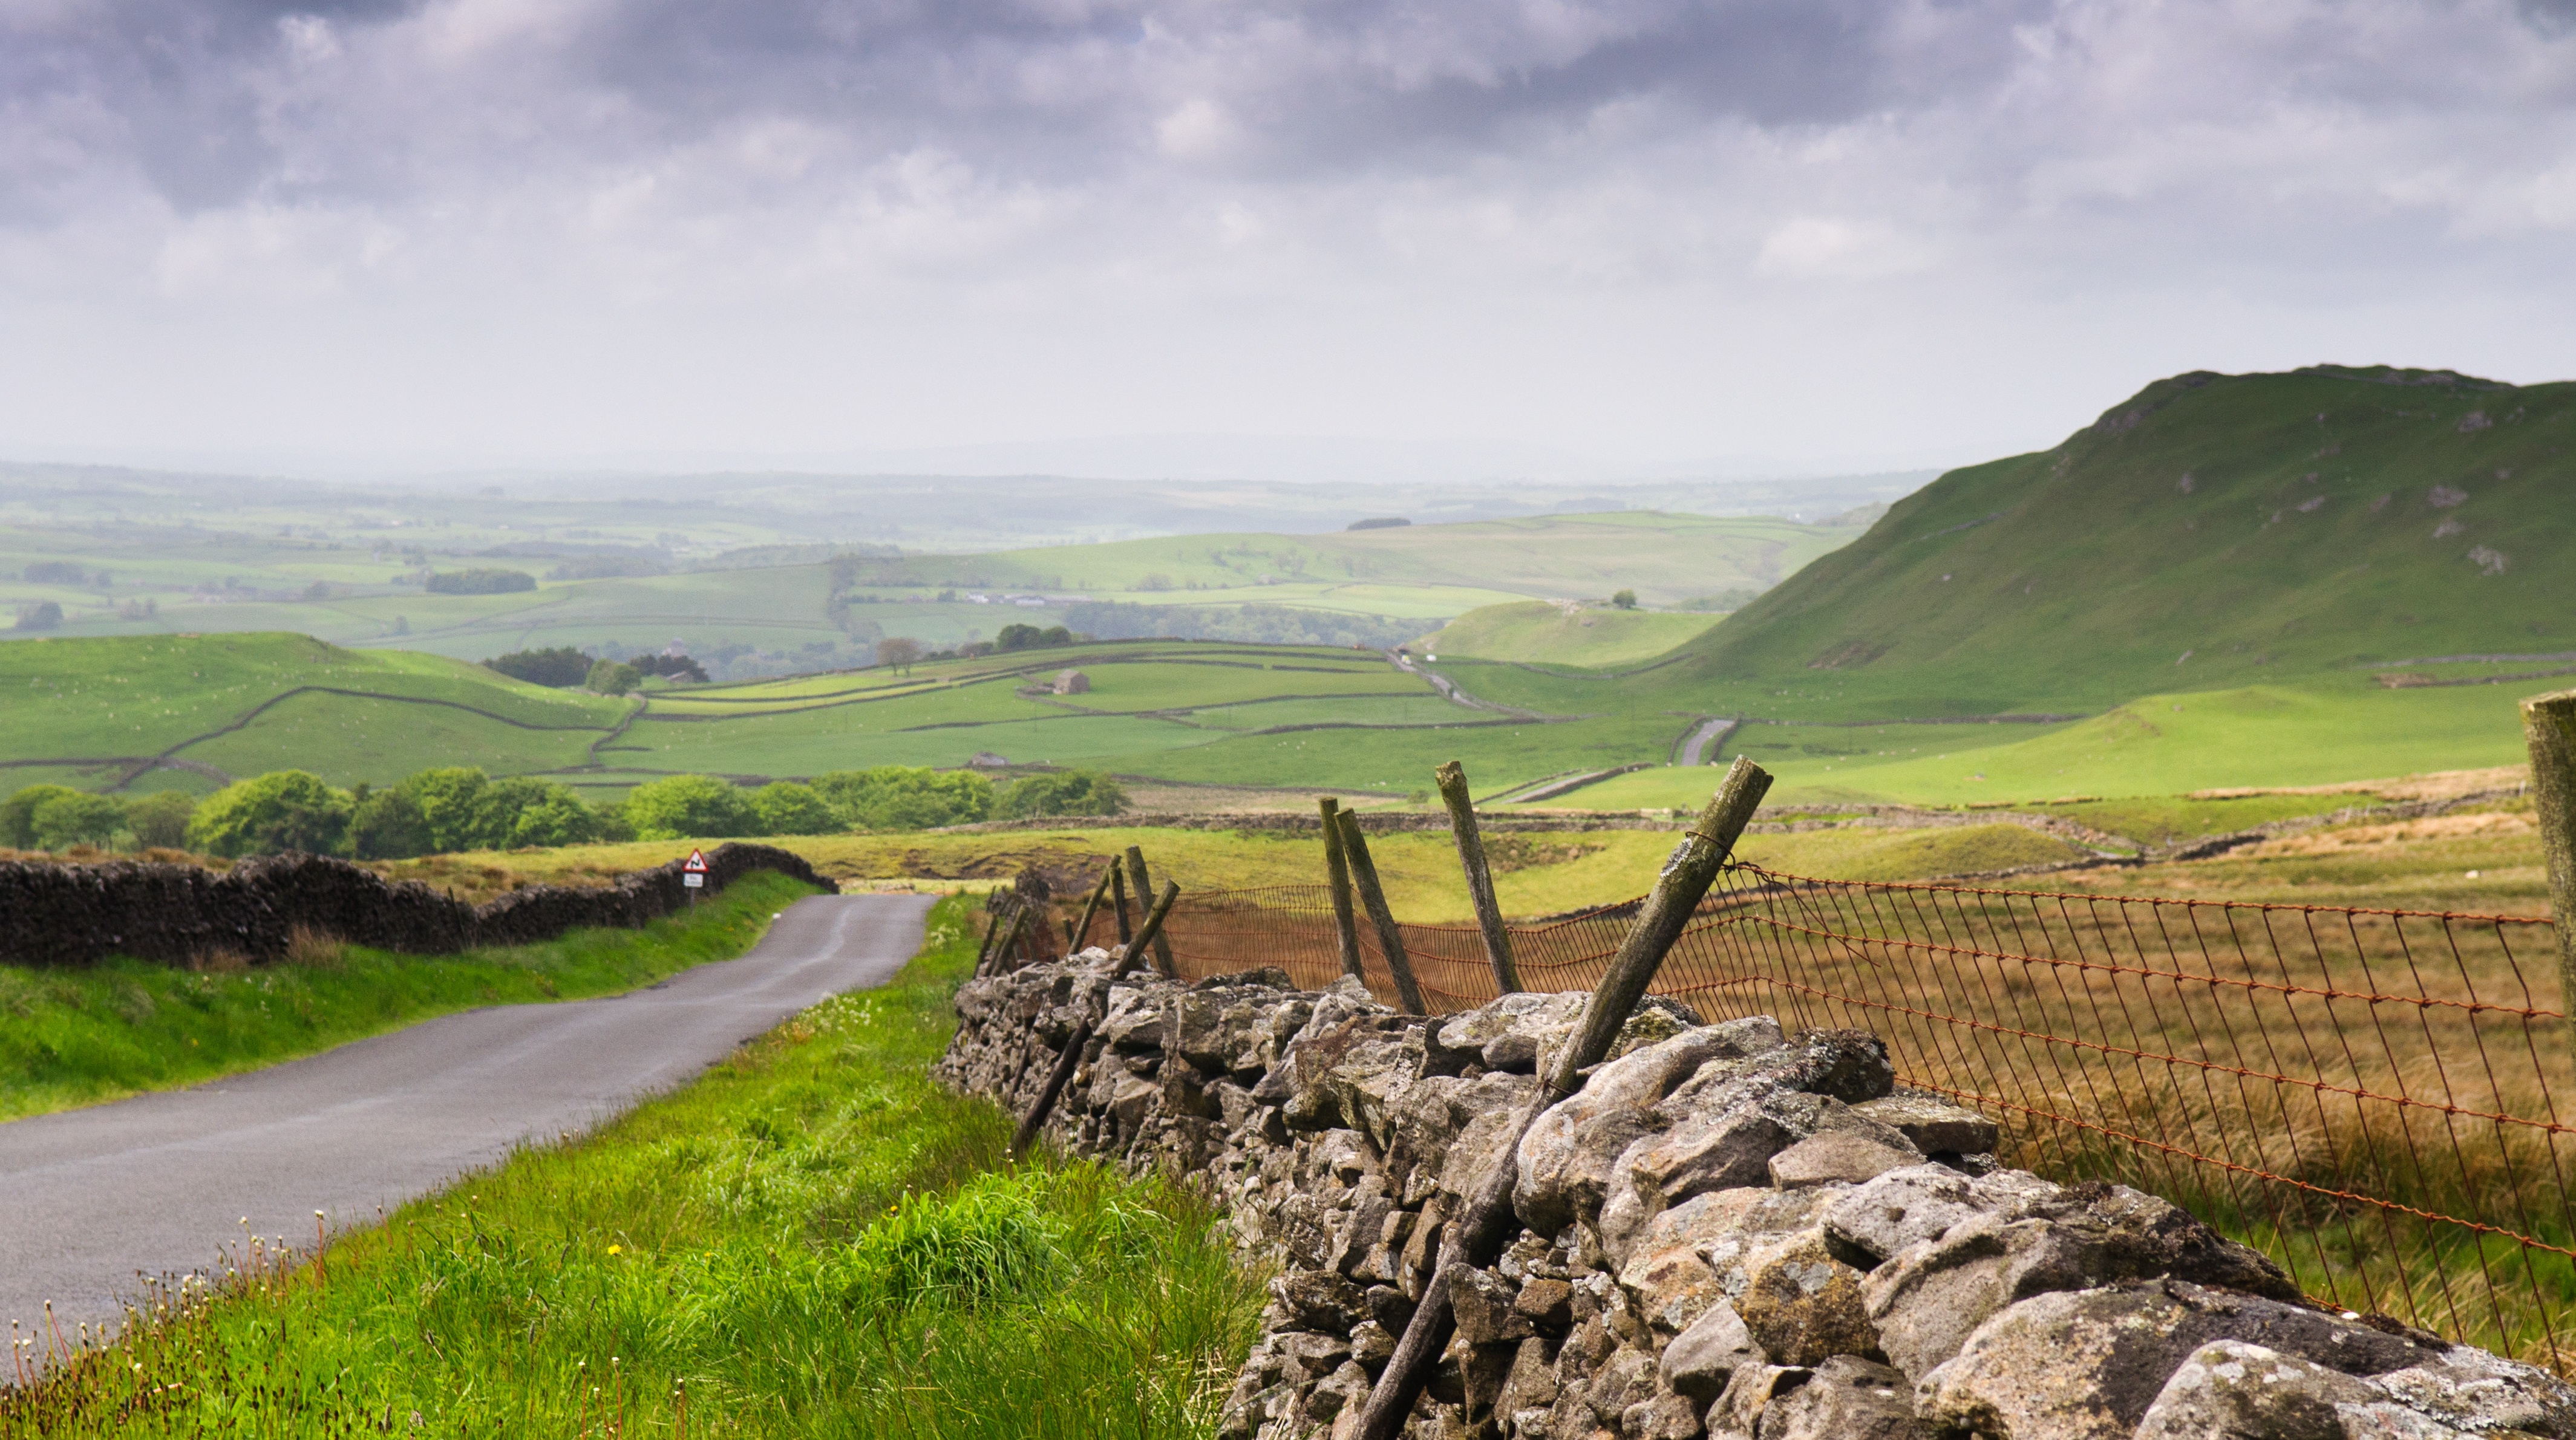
[1065,864,2574,1370]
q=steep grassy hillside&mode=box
[1417,601,1727,666]
[1666,366,2573,717]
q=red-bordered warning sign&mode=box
[683,849,708,873]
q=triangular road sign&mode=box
[683,848,709,873]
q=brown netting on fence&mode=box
[1070,867,2576,1370]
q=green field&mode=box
[843,510,1855,609]
[0,632,630,793]
[1,506,1857,677]
[1554,679,2532,807]
[1419,600,1727,666]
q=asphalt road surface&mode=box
[0,891,933,1353]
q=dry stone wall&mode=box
[938,952,2576,1440]
[0,842,830,968]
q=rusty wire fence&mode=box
[1065,868,2576,1371]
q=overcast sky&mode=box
[2,0,2571,479]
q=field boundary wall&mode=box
[0,842,830,968]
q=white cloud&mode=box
[1755,218,1933,279]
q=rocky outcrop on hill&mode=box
[0,842,830,968]
[938,953,2576,1440]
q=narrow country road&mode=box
[0,892,933,1357]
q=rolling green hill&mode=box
[836,511,1854,610]
[0,633,632,793]
[1662,366,2573,717]
[1417,601,1727,666]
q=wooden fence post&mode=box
[1123,845,1177,978]
[1319,797,1367,981]
[2523,687,2576,1009]
[1111,861,1134,945]
[1334,809,1425,1015]
[1008,1020,1096,1161]
[1349,756,1774,1440]
[1436,760,1520,994]
[1069,865,1116,954]
[1111,882,1182,980]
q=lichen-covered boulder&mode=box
[1514,1026,1753,1236]
[1917,1280,2457,1440]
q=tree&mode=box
[15,601,62,631]
[477,777,603,848]
[994,623,1072,653]
[188,771,353,857]
[485,647,594,687]
[875,637,924,674]
[122,790,197,850]
[813,767,994,831]
[399,767,494,853]
[586,658,642,695]
[31,792,124,849]
[0,784,82,847]
[998,769,1129,819]
[1609,588,1638,610]
[348,788,432,859]
[751,781,838,835]
[425,569,537,595]
[621,775,761,841]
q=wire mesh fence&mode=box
[1062,865,2575,1371]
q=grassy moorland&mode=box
[0,871,817,1122]
[0,895,1263,1439]
[1417,600,1726,667]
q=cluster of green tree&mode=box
[426,569,537,595]
[995,623,1079,652]
[485,647,708,691]
[1062,600,1417,650]
[15,602,62,630]
[23,560,107,584]
[1,786,195,851]
[0,762,1130,861]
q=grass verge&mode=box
[0,870,819,1122]
[1,894,1265,1438]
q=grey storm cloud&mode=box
[4,0,2068,212]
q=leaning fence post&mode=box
[2523,687,2576,1010]
[1350,756,1773,1440]
[1123,845,1177,978]
[1436,759,1521,994]
[1070,865,1116,954]
[1111,881,1182,980]
[1334,809,1425,1015]
[973,894,1012,972]
[1008,1019,1096,1161]
[1319,797,1367,981]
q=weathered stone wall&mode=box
[938,952,2576,1440]
[0,842,831,968]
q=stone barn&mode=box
[1052,669,1090,694]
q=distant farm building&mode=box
[1053,669,1090,695]
[968,751,1012,769]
